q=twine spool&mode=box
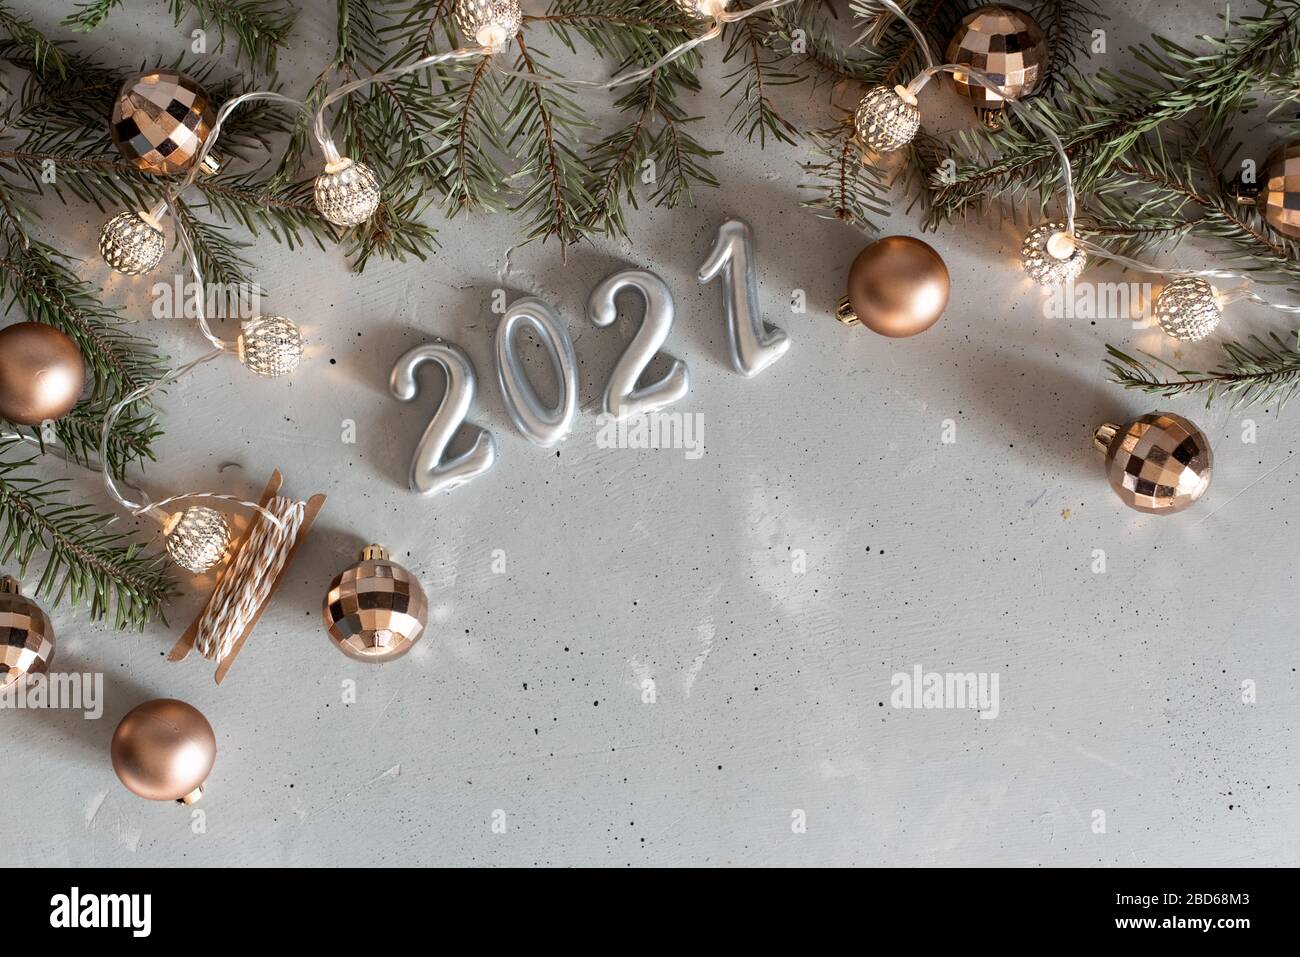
[192,495,307,663]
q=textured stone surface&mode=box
[2,3,1297,867]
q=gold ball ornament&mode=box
[99,209,166,275]
[164,506,232,574]
[835,236,950,337]
[323,545,429,662]
[110,70,219,176]
[454,0,522,50]
[1021,222,1087,287]
[314,158,381,226]
[111,698,216,804]
[1261,140,1300,239]
[1093,411,1212,515]
[237,316,304,378]
[945,5,1048,122]
[0,577,54,692]
[1154,277,1222,342]
[0,322,86,426]
[854,85,921,153]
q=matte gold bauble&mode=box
[945,5,1047,122]
[0,576,55,691]
[111,698,216,804]
[323,545,429,662]
[1261,141,1300,239]
[0,323,86,426]
[1093,411,1212,514]
[110,71,219,176]
[835,236,950,337]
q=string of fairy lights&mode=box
[87,0,1300,581]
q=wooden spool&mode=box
[167,469,326,684]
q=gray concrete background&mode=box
[1,1,1296,867]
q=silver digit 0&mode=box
[494,297,578,447]
[390,341,497,496]
[589,268,690,420]
[698,218,790,377]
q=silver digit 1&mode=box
[494,297,578,447]
[697,218,790,377]
[390,341,497,496]
[589,268,690,420]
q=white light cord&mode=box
[99,351,287,530]
[312,47,488,162]
[877,0,935,69]
[1075,237,1300,314]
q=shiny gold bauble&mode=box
[944,5,1047,115]
[835,236,950,337]
[1261,141,1300,239]
[0,577,54,692]
[0,322,86,426]
[1094,412,1213,515]
[110,71,217,176]
[111,699,216,804]
[323,545,429,662]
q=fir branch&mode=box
[63,0,294,72]
[0,3,68,78]
[1105,338,1300,409]
[1030,0,1107,97]
[799,120,890,231]
[434,56,508,216]
[721,0,801,147]
[0,439,173,629]
[172,198,256,295]
[504,34,594,253]
[933,2,1300,221]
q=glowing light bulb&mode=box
[164,506,231,574]
[454,0,522,51]
[675,0,731,16]
[238,316,304,377]
[853,85,921,153]
[1154,277,1222,342]
[99,209,165,276]
[314,158,381,227]
[1021,222,1087,287]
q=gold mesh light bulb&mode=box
[1021,222,1087,287]
[454,0,522,51]
[1154,277,1222,342]
[99,207,166,275]
[164,507,231,574]
[854,85,921,153]
[675,0,731,16]
[314,157,381,226]
[237,316,304,377]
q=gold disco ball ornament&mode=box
[1093,412,1213,515]
[110,70,219,176]
[323,545,429,662]
[944,5,1048,123]
[0,576,54,692]
[1261,140,1300,239]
